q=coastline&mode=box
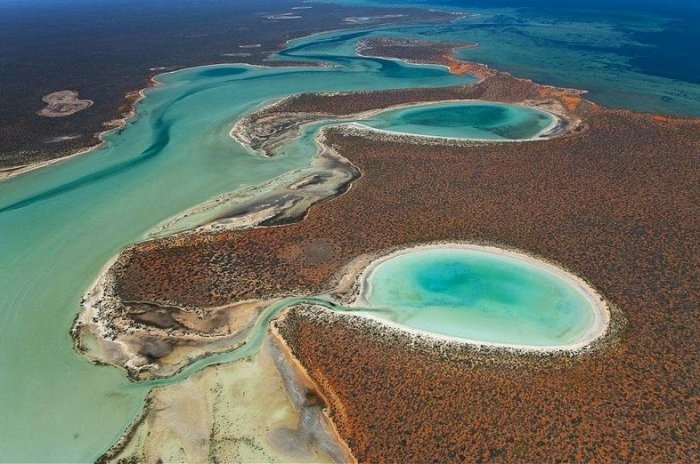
[150,129,361,238]
[73,243,278,380]
[270,295,622,462]
[355,36,598,122]
[268,320,357,463]
[97,103,700,459]
[99,331,351,463]
[0,6,463,178]
[74,75,588,379]
[73,37,609,379]
[61,34,699,462]
[0,77,160,183]
[1,32,583,184]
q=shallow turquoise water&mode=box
[0,25,560,461]
[363,101,555,139]
[311,0,700,116]
[0,36,470,462]
[360,248,600,346]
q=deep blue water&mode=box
[622,17,700,85]
[424,0,700,85]
[320,0,700,112]
[414,0,699,14]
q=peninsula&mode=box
[71,38,699,463]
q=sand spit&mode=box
[181,91,567,237]
[36,90,93,117]
[73,253,277,380]
[232,96,575,159]
[100,334,346,463]
[150,131,360,238]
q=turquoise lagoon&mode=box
[356,246,607,348]
[0,38,467,463]
[361,101,556,140]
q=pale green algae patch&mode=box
[359,101,557,140]
[354,244,610,350]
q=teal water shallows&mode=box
[310,0,700,116]
[361,101,556,140]
[0,32,470,461]
[359,246,607,348]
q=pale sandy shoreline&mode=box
[0,145,99,181]
[149,129,360,238]
[0,78,159,183]
[229,96,575,160]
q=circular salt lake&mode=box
[356,245,608,349]
[359,101,557,140]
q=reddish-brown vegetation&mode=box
[110,44,699,461]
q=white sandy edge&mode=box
[0,80,158,183]
[229,97,566,153]
[347,242,611,353]
[72,253,135,366]
[0,148,95,181]
[345,100,562,143]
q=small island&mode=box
[36,90,93,117]
[68,37,698,462]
